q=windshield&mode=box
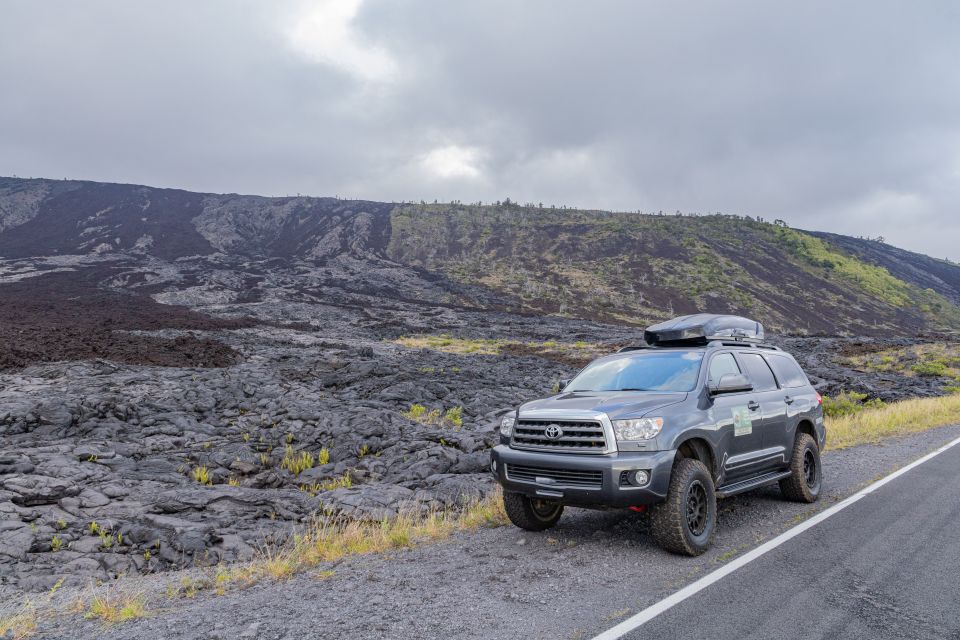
[566,350,703,392]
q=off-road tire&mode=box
[779,432,822,503]
[502,491,563,531]
[650,458,717,556]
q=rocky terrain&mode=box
[0,176,958,591]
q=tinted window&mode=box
[567,351,704,393]
[766,355,810,388]
[708,353,741,384]
[739,353,778,391]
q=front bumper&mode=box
[490,444,676,507]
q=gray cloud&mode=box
[2,0,959,259]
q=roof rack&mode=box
[616,345,651,353]
[708,340,781,351]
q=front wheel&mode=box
[502,492,563,531]
[779,432,822,503]
[650,458,717,556]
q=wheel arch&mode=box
[795,419,818,448]
[674,436,718,481]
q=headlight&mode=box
[612,417,663,441]
[500,415,516,437]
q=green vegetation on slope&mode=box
[386,203,960,335]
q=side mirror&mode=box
[710,373,753,395]
[557,378,572,392]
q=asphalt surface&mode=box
[24,424,960,640]
[622,439,960,640]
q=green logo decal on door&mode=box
[732,405,752,436]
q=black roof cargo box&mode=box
[644,314,764,346]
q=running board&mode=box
[716,470,792,498]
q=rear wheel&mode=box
[502,492,563,531]
[650,458,717,556]
[779,432,822,503]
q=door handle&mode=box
[784,396,795,405]
[747,401,760,411]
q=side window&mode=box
[708,353,741,384]
[766,355,810,388]
[739,353,778,392]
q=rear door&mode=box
[735,352,788,472]
[765,353,818,451]
[706,351,763,480]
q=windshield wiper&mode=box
[617,387,653,391]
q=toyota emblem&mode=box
[544,424,564,440]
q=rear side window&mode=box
[766,355,810,388]
[739,353,778,392]
[708,353,741,384]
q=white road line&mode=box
[591,434,960,640]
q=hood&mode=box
[519,391,687,421]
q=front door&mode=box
[707,352,763,480]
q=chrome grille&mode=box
[505,464,603,488]
[511,419,607,453]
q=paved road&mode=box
[620,440,960,640]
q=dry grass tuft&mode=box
[825,393,960,450]
[0,604,37,640]
[84,593,148,624]
[221,489,507,588]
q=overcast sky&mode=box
[2,1,958,259]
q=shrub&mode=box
[822,391,885,418]
[911,361,949,377]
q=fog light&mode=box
[491,459,498,474]
[633,470,650,486]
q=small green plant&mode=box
[280,445,315,475]
[403,403,428,421]
[443,406,463,428]
[228,476,241,487]
[259,453,270,466]
[357,444,370,459]
[89,521,100,535]
[403,404,464,428]
[56,518,67,530]
[192,466,212,485]
[318,447,331,465]
[50,535,64,552]
[286,432,294,444]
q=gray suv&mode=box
[491,314,826,555]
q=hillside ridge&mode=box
[2,176,959,336]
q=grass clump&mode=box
[191,466,211,485]
[280,446,315,475]
[84,593,148,623]
[825,393,960,450]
